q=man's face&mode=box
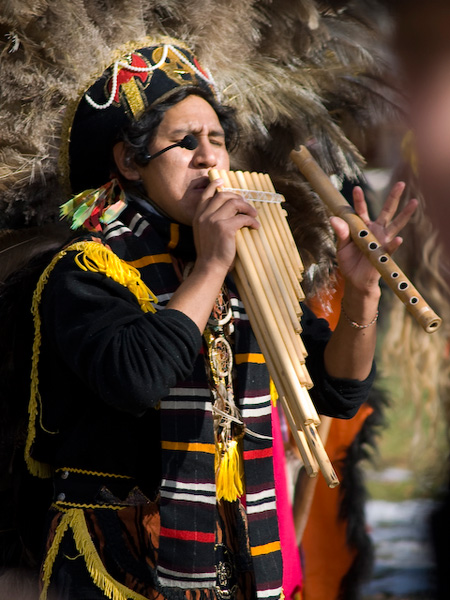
[137,94,230,225]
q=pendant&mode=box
[210,336,233,378]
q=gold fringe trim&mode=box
[40,508,149,600]
[25,247,67,478]
[25,241,158,478]
[72,241,158,313]
[52,501,125,511]
[40,511,71,599]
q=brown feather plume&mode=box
[0,0,399,293]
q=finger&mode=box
[329,216,351,248]
[231,212,260,231]
[206,190,258,220]
[211,194,258,221]
[195,197,259,242]
[212,202,260,231]
[194,179,224,217]
[376,181,406,226]
[196,181,250,220]
[352,186,371,224]
[203,178,224,202]
[385,197,418,239]
[383,235,403,255]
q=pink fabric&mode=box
[272,404,303,599]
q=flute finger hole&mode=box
[391,271,399,279]
[410,297,419,305]
[379,255,389,263]
[398,281,409,291]
[358,229,369,238]
[369,241,379,251]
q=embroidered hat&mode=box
[66,39,218,193]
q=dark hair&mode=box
[115,87,239,176]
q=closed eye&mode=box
[210,136,225,147]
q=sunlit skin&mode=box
[114,94,418,380]
[132,95,231,226]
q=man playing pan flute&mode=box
[21,39,416,600]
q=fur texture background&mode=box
[0,0,398,295]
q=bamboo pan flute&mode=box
[290,145,442,333]
[209,168,339,488]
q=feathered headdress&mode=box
[0,0,399,295]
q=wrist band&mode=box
[340,300,379,329]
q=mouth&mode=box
[191,176,210,191]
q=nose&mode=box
[191,136,219,169]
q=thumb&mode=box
[329,216,351,248]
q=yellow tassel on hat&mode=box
[215,438,244,502]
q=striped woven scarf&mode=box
[101,198,283,599]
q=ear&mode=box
[113,142,141,181]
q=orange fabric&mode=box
[306,272,344,330]
[300,271,374,600]
[301,405,373,600]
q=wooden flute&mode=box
[290,145,442,333]
[209,168,339,488]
